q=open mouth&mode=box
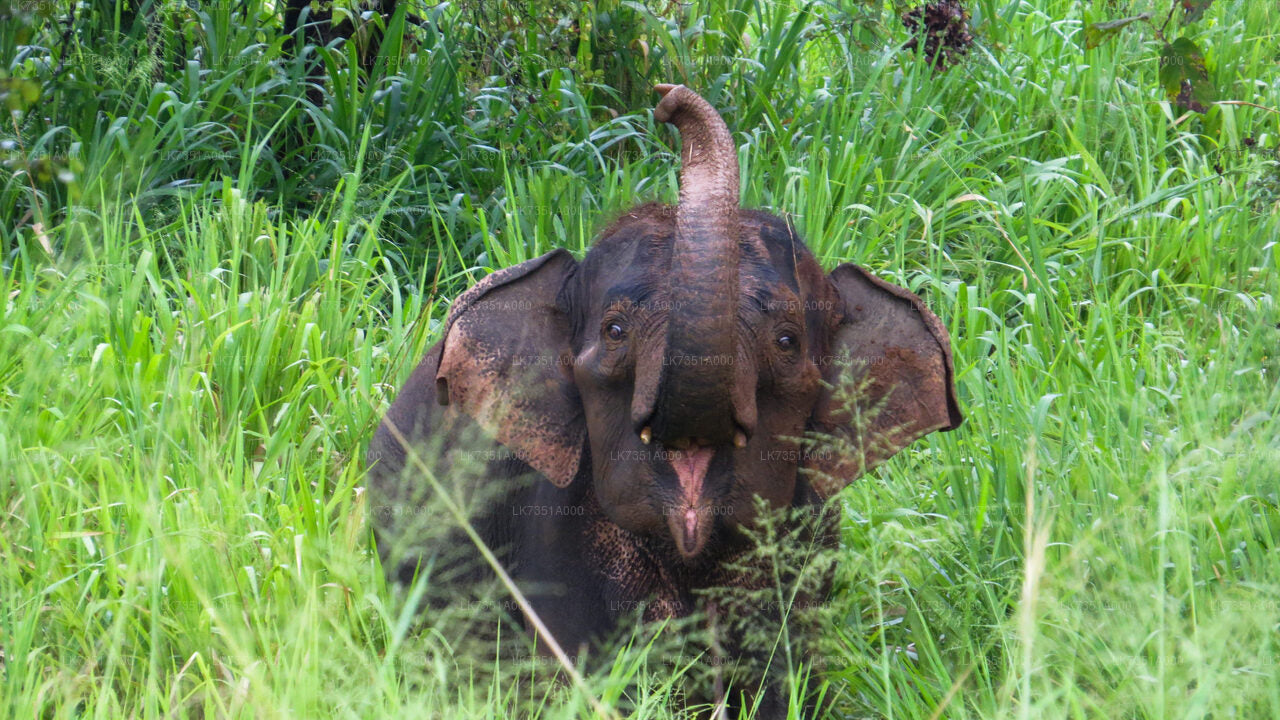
[666,445,715,558]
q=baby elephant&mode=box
[367,85,962,716]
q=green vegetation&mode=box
[2,0,1277,717]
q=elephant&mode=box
[366,84,962,716]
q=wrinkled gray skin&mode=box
[367,85,962,717]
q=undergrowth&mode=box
[2,0,1278,717]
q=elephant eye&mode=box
[606,323,626,341]
[776,333,797,351]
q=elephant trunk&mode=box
[650,84,742,447]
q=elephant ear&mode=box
[434,249,585,488]
[804,264,962,499]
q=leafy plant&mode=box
[1085,0,1219,113]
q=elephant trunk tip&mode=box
[651,83,740,219]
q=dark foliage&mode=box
[901,0,974,70]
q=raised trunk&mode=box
[650,84,741,446]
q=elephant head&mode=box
[429,84,961,563]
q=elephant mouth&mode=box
[666,445,716,559]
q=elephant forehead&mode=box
[597,280,801,329]
[602,281,671,315]
[577,204,827,331]
[739,272,802,318]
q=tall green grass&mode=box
[3,0,1278,717]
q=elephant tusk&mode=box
[640,427,652,445]
[734,431,747,449]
